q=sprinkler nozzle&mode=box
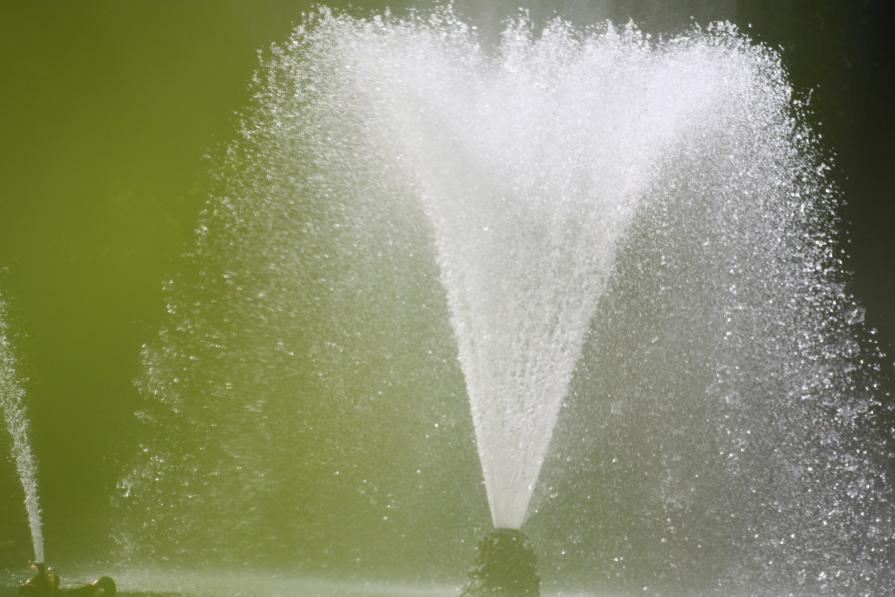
[19,563,59,596]
[460,528,540,596]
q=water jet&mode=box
[2,300,119,595]
[101,5,892,594]
[0,298,44,570]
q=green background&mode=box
[0,0,893,573]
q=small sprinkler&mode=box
[18,563,58,596]
[19,562,116,596]
[460,528,540,597]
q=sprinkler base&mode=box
[460,529,540,597]
[19,562,116,596]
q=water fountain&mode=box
[1,5,887,596]
[1,297,45,565]
[2,300,119,595]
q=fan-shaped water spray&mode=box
[117,7,892,594]
[0,297,44,565]
[335,13,730,529]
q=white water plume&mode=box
[119,7,892,592]
[305,10,781,528]
[0,298,44,564]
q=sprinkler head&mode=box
[18,562,116,596]
[18,563,59,596]
[460,528,540,597]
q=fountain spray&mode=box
[2,301,118,594]
[117,7,892,592]
[0,298,45,566]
